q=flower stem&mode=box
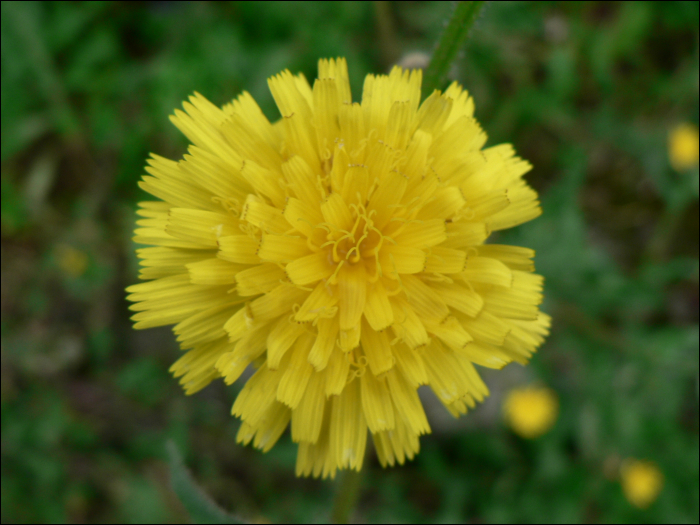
[331,468,363,524]
[422,1,486,98]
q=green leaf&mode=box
[166,440,245,524]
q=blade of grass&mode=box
[166,440,245,524]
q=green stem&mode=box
[422,1,486,99]
[374,1,399,69]
[331,468,363,524]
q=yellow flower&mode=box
[620,459,664,509]
[55,243,88,278]
[668,123,699,171]
[126,58,550,478]
[503,385,558,439]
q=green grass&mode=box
[2,1,698,523]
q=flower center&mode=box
[324,203,385,270]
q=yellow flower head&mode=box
[55,243,89,278]
[126,58,550,478]
[668,123,699,172]
[620,459,664,509]
[503,385,558,439]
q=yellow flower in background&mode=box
[55,243,88,278]
[126,58,550,478]
[620,459,664,509]
[668,123,699,171]
[503,385,558,439]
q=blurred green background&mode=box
[1,1,698,523]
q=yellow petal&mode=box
[402,275,450,322]
[360,370,395,432]
[237,401,290,452]
[268,72,318,172]
[430,281,484,317]
[225,90,282,144]
[431,116,486,176]
[424,316,473,352]
[321,192,353,232]
[277,333,315,408]
[421,340,471,404]
[232,364,283,427]
[324,344,350,396]
[235,263,287,296]
[241,194,290,234]
[368,169,409,230]
[282,156,324,208]
[136,247,208,277]
[308,316,340,371]
[338,263,367,331]
[339,324,361,352]
[295,282,339,322]
[283,196,324,237]
[166,208,238,247]
[258,234,309,263]
[391,342,428,387]
[443,82,475,125]
[389,295,429,349]
[392,218,446,248]
[459,310,509,346]
[385,369,430,435]
[248,284,308,324]
[128,274,230,323]
[179,146,250,205]
[462,256,513,287]
[280,110,321,174]
[134,226,208,250]
[216,325,268,384]
[170,339,230,394]
[466,189,511,219]
[296,415,332,478]
[476,244,535,272]
[168,107,243,172]
[379,245,426,277]
[479,271,542,320]
[217,235,260,265]
[313,77,341,156]
[371,414,420,467]
[339,102,366,162]
[239,160,286,208]
[417,186,466,221]
[443,220,489,249]
[384,101,413,151]
[413,90,452,136]
[340,165,371,205]
[318,57,351,103]
[330,378,367,471]
[174,302,237,348]
[359,318,395,376]
[291,371,326,443]
[458,342,512,369]
[186,258,239,285]
[424,247,467,274]
[222,114,282,173]
[267,316,306,369]
[363,279,394,330]
[286,251,335,285]
[487,185,541,231]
